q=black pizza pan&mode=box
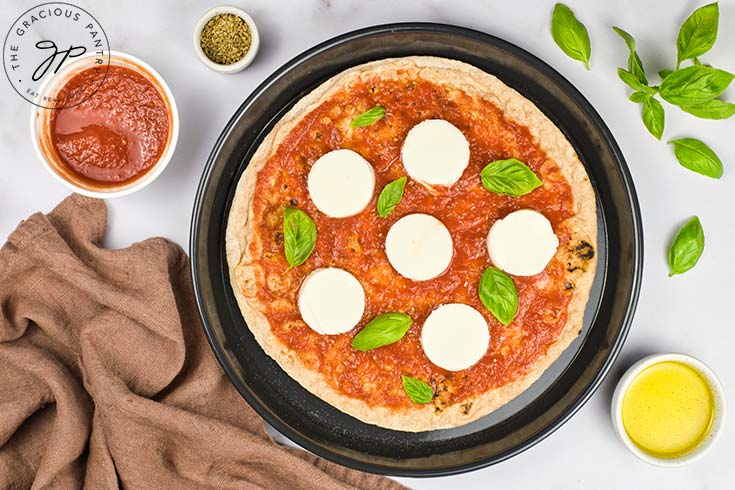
[190,23,643,477]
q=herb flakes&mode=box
[200,14,252,65]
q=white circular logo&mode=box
[3,2,110,109]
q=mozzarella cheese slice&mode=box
[298,267,365,335]
[385,213,453,281]
[421,304,489,371]
[307,149,375,218]
[487,209,559,276]
[401,119,470,188]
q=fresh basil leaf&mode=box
[401,375,433,404]
[628,54,648,86]
[551,3,591,70]
[676,2,719,68]
[668,216,705,276]
[680,99,735,119]
[351,312,412,351]
[351,106,386,128]
[642,97,665,140]
[659,65,734,106]
[659,69,674,80]
[283,206,316,267]
[612,26,637,52]
[617,68,657,95]
[376,177,407,218]
[613,27,648,84]
[478,267,518,326]
[480,159,543,197]
[669,138,723,178]
[629,91,648,103]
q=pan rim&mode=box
[190,22,643,477]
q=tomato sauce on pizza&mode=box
[246,75,577,409]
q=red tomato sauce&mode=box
[49,65,169,185]
[247,75,576,408]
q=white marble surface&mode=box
[1,0,734,487]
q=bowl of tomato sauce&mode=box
[31,50,179,198]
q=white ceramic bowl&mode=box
[611,353,726,467]
[192,6,260,73]
[30,50,179,198]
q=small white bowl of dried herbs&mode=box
[193,6,259,73]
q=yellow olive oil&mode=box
[622,361,714,459]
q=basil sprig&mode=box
[668,217,705,276]
[561,3,727,279]
[480,159,542,197]
[612,28,664,139]
[551,3,591,70]
[676,2,719,69]
[283,206,316,267]
[351,312,412,351]
[659,65,734,106]
[669,138,723,179]
[613,31,662,138]
[401,375,433,404]
[351,106,385,128]
[612,3,733,144]
[376,177,407,218]
[478,267,518,326]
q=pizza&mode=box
[226,56,597,432]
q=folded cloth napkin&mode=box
[0,195,406,490]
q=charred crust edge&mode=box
[566,239,595,273]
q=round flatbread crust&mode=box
[226,56,597,432]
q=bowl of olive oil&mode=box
[612,353,725,466]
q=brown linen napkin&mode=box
[0,194,407,490]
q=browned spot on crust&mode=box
[575,241,595,260]
[431,376,456,412]
[566,240,595,273]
